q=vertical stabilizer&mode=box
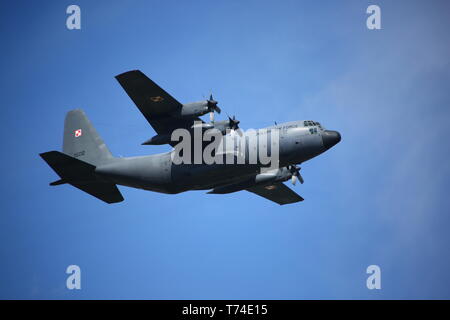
[63,109,113,165]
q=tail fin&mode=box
[40,151,124,204]
[63,109,113,166]
[40,109,123,204]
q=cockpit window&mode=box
[304,120,323,129]
[309,127,318,134]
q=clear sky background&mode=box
[0,0,449,299]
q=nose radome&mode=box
[322,130,341,149]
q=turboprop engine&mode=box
[178,94,221,120]
[207,166,303,194]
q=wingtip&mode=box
[115,69,142,80]
[105,196,125,204]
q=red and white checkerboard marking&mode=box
[74,129,82,137]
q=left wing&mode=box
[246,182,304,205]
[115,70,203,140]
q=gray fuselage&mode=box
[95,120,341,194]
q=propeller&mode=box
[228,115,243,136]
[207,94,221,122]
[288,165,304,185]
[228,115,240,130]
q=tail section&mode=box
[63,109,113,166]
[40,151,123,204]
[40,110,123,204]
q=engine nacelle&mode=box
[178,101,209,118]
[208,167,293,194]
[255,167,291,184]
[190,122,215,131]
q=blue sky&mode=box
[1,0,449,299]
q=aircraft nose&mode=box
[322,130,341,149]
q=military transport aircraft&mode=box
[40,70,341,205]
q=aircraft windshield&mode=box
[304,120,317,126]
[304,120,323,130]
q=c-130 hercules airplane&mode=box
[40,70,341,205]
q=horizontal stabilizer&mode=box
[40,151,124,204]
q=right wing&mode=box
[246,182,304,205]
[115,70,203,138]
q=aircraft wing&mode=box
[246,182,304,205]
[115,70,203,138]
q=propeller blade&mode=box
[228,116,240,130]
[206,94,221,120]
[288,165,304,185]
[210,111,214,122]
[291,175,298,185]
[298,173,304,184]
